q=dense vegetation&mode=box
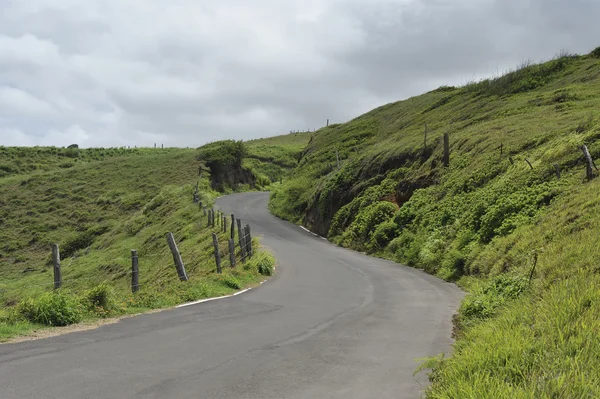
[270,47,600,397]
[197,132,311,192]
[0,147,274,341]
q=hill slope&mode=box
[0,148,273,341]
[270,48,600,397]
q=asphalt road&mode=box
[0,192,462,399]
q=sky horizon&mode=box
[1,0,599,148]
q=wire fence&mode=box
[1,193,255,302]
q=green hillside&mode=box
[245,131,312,183]
[270,48,600,397]
[0,148,273,341]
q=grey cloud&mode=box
[0,0,599,148]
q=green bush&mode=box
[246,251,275,276]
[257,253,275,276]
[438,248,466,281]
[83,283,119,316]
[17,291,83,326]
[370,220,398,250]
[460,275,529,322]
[220,274,242,290]
[349,201,397,241]
[591,46,600,59]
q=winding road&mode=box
[0,192,462,399]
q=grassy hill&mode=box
[245,131,312,183]
[0,147,274,341]
[270,47,600,397]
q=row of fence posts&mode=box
[49,206,253,293]
[422,125,597,180]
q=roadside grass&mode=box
[0,149,274,342]
[269,47,600,396]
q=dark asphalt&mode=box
[0,192,463,399]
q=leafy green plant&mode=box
[83,283,119,316]
[17,291,83,326]
[460,274,529,322]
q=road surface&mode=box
[0,192,462,399]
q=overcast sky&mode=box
[1,0,599,148]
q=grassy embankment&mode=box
[269,47,600,397]
[0,147,274,342]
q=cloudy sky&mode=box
[1,0,599,148]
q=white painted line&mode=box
[176,279,267,308]
[300,226,311,233]
[176,295,230,308]
[232,288,251,296]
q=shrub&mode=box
[83,283,119,316]
[246,251,275,276]
[349,201,397,240]
[17,291,83,326]
[220,274,242,290]
[370,220,399,250]
[460,274,529,322]
[591,46,600,59]
[438,248,466,281]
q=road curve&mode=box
[0,192,462,399]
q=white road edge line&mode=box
[175,280,268,308]
[300,225,328,241]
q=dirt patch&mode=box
[1,309,165,345]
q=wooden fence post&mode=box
[131,250,139,293]
[581,145,595,181]
[228,239,236,268]
[245,224,253,258]
[166,233,188,281]
[500,143,503,156]
[443,132,450,167]
[51,244,62,289]
[327,118,329,127]
[554,163,561,180]
[335,149,340,168]
[525,158,533,170]
[223,215,227,233]
[237,219,246,262]
[230,214,235,240]
[212,233,222,273]
[424,123,427,149]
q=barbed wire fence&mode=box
[3,192,255,301]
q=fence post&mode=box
[223,215,227,233]
[335,149,340,168]
[230,214,235,240]
[237,219,246,262]
[51,244,62,289]
[581,145,595,181]
[203,206,207,216]
[131,250,139,293]
[228,239,236,268]
[423,123,427,149]
[525,158,533,170]
[554,163,561,180]
[443,132,450,167]
[212,233,222,273]
[245,224,253,258]
[166,232,188,281]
